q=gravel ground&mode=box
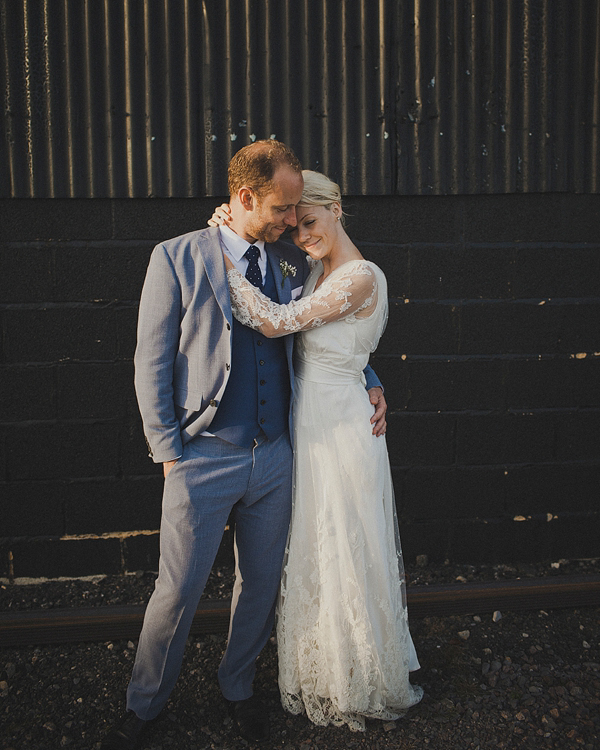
[1,559,599,750]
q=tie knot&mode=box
[245,245,260,262]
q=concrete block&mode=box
[459,303,561,355]
[122,533,160,573]
[4,308,117,364]
[505,464,600,516]
[554,411,600,462]
[410,245,512,300]
[513,246,600,299]
[53,244,152,302]
[57,362,129,420]
[559,194,600,244]
[506,357,572,409]
[557,303,600,355]
[571,356,600,408]
[0,199,114,242]
[447,517,551,564]
[346,195,463,244]
[111,198,224,240]
[387,413,455,467]
[8,422,119,481]
[406,359,505,411]
[3,481,65,537]
[456,413,555,466]
[400,467,505,522]
[0,246,53,303]
[9,537,122,578]
[63,477,162,535]
[381,300,459,356]
[368,355,409,410]
[398,520,449,564]
[120,420,163,477]
[116,307,139,359]
[0,365,57,421]
[549,513,600,560]
[505,355,599,411]
[462,194,566,243]
[355,243,409,297]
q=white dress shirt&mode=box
[219,225,267,285]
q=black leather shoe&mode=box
[226,695,270,743]
[100,711,148,749]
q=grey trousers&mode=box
[126,432,293,720]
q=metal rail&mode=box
[1,575,598,648]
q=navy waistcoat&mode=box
[210,259,290,447]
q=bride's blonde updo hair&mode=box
[299,170,347,226]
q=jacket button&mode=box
[260,379,266,385]
[256,340,262,346]
[226,323,231,330]
[226,363,230,370]
[209,399,218,407]
[259,360,265,366]
[260,399,266,405]
[260,418,265,424]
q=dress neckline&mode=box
[312,258,375,291]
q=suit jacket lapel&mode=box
[266,245,292,304]
[198,228,233,323]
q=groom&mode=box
[101,140,386,749]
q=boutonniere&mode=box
[279,259,297,288]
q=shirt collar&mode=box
[219,224,265,262]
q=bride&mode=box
[215,170,423,731]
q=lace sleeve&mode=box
[227,261,378,338]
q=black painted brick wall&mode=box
[1,194,599,578]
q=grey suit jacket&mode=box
[134,227,310,463]
[134,226,383,464]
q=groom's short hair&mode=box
[228,140,302,199]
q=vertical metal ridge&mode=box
[449,0,461,195]
[123,1,134,198]
[1,0,17,196]
[501,0,514,193]
[412,0,423,194]
[592,0,600,192]
[143,0,153,197]
[378,0,389,195]
[22,0,34,197]
[81,0,94,196]
[102,0,116,198]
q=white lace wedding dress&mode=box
[227,258,423,731]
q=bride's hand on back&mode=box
[208,203,232,227]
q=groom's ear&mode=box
[238,186,256,212]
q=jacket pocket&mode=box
[174,387,204,411]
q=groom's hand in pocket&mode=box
[163,459,179,478]
[368,387,387,437]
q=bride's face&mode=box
[290,203,341,260]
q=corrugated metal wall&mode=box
[1,0,598,198]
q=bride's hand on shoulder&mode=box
[208,203,232,227]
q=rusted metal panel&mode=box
[1,0,598,197]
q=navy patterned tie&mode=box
[244,245,263,289]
